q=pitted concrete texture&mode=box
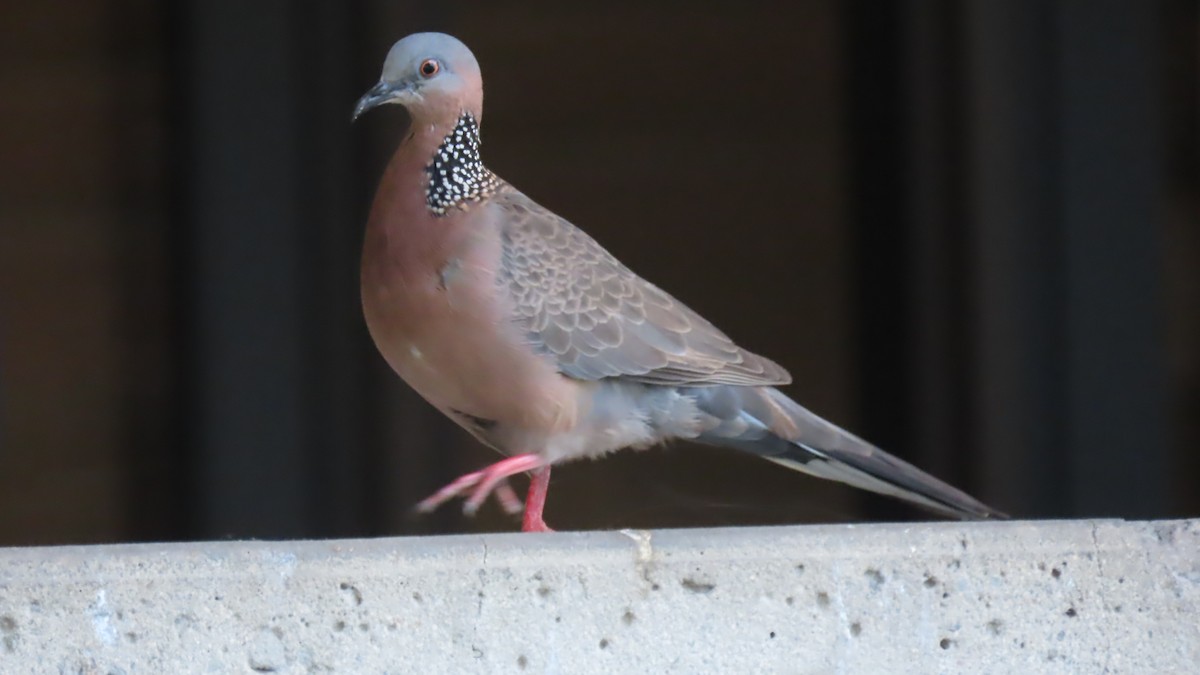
[0,519,1196,674]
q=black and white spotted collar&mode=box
[425,112,500,215]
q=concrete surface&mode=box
[0,519,1196,674]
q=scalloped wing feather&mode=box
[494,186,791,388]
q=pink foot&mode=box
[416,453,545,518]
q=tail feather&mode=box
[691,386,1005,520]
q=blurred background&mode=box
[0,1,1196,546]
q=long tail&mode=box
[690,385,1004,519]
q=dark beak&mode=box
[352,80,408,122]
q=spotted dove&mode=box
[353,32,1002,531]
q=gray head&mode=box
[353,33,483,124]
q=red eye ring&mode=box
[419,59,440,78]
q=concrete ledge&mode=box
[0,519,1196,673]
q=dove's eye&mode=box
[419,59,440,78]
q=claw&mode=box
[415,468,486,513]
[494,481,524,515]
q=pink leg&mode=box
[521,465,553,532]
[416,453,545,518]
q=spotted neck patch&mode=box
[425,112,499,216]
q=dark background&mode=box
[0,1,1196,545]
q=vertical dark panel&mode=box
[901,1,974,490]
[844,0,915,518]
[183,2,303,537]
[296,3,380,537]
[1161,0,1200,517]
[179,2,373,538]
[966,1,1168,517]
[964,1,1068,517]
[113,1,186,542]
[1056,1,1167,516]
[846,0,978,517]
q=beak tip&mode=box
[351,97,374,124]
[353,80,406,124]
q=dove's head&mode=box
[353,32,483,124]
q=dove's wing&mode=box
[494,187,791,387]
